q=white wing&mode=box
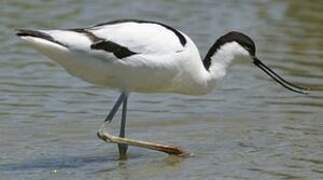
[23,20,187,60]
[88,20,187,55]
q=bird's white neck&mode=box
[175,42,249,95]
[202,42,250,91]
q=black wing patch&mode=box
[93,19,187,47]
[91,40,137,59]
[69,28,102,42]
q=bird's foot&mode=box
[118,143,128,160]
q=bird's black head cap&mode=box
[204,31,256,70]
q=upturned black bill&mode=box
[253,57,309,94]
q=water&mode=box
[1,0,323,179]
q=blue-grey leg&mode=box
[104,92,127,123]
[97,92,188,157]
[98,92,126,140]
[98,91,129,159]
[118,92,128,159]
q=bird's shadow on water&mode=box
[95,154,187,179]
[97,154,186,172]
[0,152,185,173]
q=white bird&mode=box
[16,19,308,158]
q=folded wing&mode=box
[17,19,187,60]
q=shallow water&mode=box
[1,0,323,179]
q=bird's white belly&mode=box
[102,62,178,93]
[34,46,177,92]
